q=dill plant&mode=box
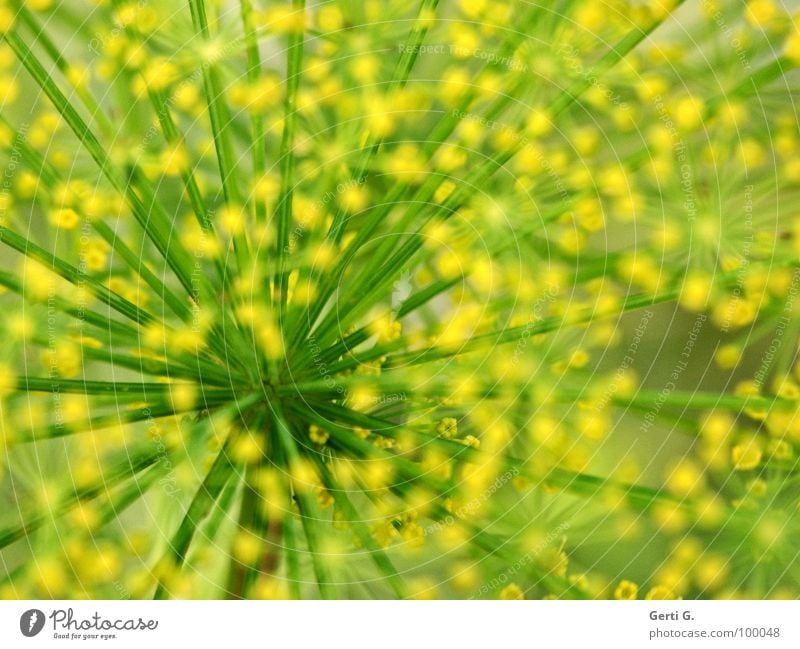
[0,0,798,600]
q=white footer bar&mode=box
[1,600,797,648]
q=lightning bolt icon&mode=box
[28,611,38,632]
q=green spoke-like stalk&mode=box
[1,0,797,602]
[274,0,307,316]
[4,31,203,305]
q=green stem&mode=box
[14,3,116,137]
[0,226,159,326]
[10,402,197,445]
[0,269,138,342]
[0,116,193,321]
[0,444,167,549]
[304,400,674,513]
[13,376,235,399]
[305,2,688,348]
[313,458,407,598]
[153,441,236,599]
[4,30,202,304]
[272,402,336,599]
[326,0,440,243]
[293,402,589,598]
[187,0,248,271]
[239,0,267,224]
[275,0,307,315]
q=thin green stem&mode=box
[4,30,202,304]
[187,0,249,271]
[272,402,336,599]
[239,0,267,224]
[0,226,159,326]
[0,115,193,321]
[153,441,236,599]
[0,269,138,342]
[326,0,440,243]
[275,0,307,315]
[0,444,168,549]
[305,2,688,349]
[313,458,407,598]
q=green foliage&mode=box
[0,0,799,600]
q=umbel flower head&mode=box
[0,0,799,600]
